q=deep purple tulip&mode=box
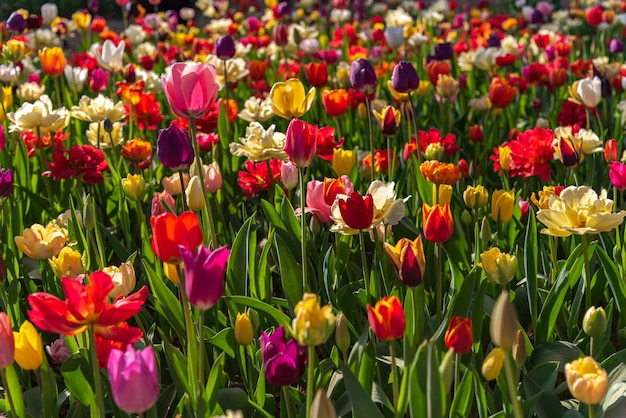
[179,246,230,311]
[601,78,612,98]
[88,0,100,12]
[216,34,236,60]
[0,169,12,199]
[107,345,159,414]
[434,42,453,61]
[157,125,194,171]
[260,326,307,387]
[6,12,26,33]
[530,9,544,24]
[487,35,501,48]
[391,61,419,93]
[276,2,291,17]
[349,58,377,92]
[425,54,436,65]
[610,39,624,54]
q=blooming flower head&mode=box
[237,159,283,198]
[491,127,554,181]
[269,78,316,120]
[161,62,220,119]
[384,236,425,287]
[260,326,307,387]
[8,94,70,135]
[536,186,626,237]
[39,47,67,77]
[420,160,461,185]
[531,186,565,210]
[50,247,84,279]
[230,122,287,162]
[444,316,473,354]
[480,247,518,285]
[423,203,454,243]
[367,296,406,341]
[95,39,125,72]
[237,96,274,123]
[553,126,603,168]
[48,144,109,184]
[28,271,147,343]
[71,94,125,123]
[15,222,67,259]
[292,293,336,347]
[150,211,203,264]
[565,356,608,405]
[108,345,159,414]
[306,176,354,224]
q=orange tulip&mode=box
[422,203,454,243]
[420,160,461,185]
[150,212,203,264]
[488,77,517,108]
[39,47,67,77]
[322,89,349,117]
[426,60,451,85]
[444,316,473,354]
[367,296,406,341]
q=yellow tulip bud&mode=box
[463,185,489,209]
[121,174,146,201]
[480,247,517,285]
[164,262,181,284]
[292,293,336,346]
[49,247,84,279]
[583,306,607,338]
[416,80,431,96]
[332,148,354,177]
[565,356,608,405]
[185,176,206,211]
[357,102,369,120]
[13,321,43,370]
[490,291,519,349]
[434,184,453,205]
[491,189,515,223]
[235,312,254,346]
[424,142,444,161]
[482,347,505,381]
[269,78,316,120]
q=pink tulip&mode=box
[179,246,230,311]
[108,345,159,414]
[0,312,14,368]
[161,62,220,119]
[610,162,626,190]
[305,176,354,224]
[284,118,318,168]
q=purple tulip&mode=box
[216,34,236,60]
[349,58,377,92]
[0,125,5,152]
[0,169,12,199]
[108,345,159,414]
[530,9,544,24]
[434,42,453,61]
[276,2,291,17]
[391,61,419,93]
[88,0,100,12]
[6,12,26,33]
[610,39,624,54]
[487,35,501,48]
[157,125,194,171]
[179,246,230,311]
[260,326,307,387]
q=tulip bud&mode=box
[480,217,491,244]
[513,330,527,366]
[332,148,354,177]
[439,348,455,393]
[583,306,607,338]
[185,176,205,211]
[480,247,517,285]
[350,58,377,92]
[273,23,289,46]
[104,262,137,299]
[610,38,624,54]
[469,124,484,142]
[13,321,43,370]
[0,313,14,368]
[103,117,113,134]
[216,34,236,60]
[122,174,146,201]
[50,247,84,279]
[391,61,419,93]
[424,142,444,161]
[311,389,337,418]
[490,291,519,349]
[204,162,223,193]
[605,139,618,163]
[461,209,472,225]
[357,102,369,120]
[482,347,505,380]
[310,216,321,234]
[83,196,95,231]
[335,313,350,354]
[281,161,298,190]
[463,185,489,209]
[235,312,254,346]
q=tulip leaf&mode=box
[529,341,582,372]
[472,365,489,418]
[597,245,626,319]
[260,199,286,230]
[450,369,474,417]
[205,352,225,414]
[522,363,563,418]
[414,340,446,418]
[39,353,58,418]
[205,327,236,359]
[60,348,95,407]
[525,209,538,329]
[274,234,303,312]
[339,362,385,418]
[227,216,254,296]
[225,295,291,329]
[255,227,274,302]
[161,335,191,397]
[141,260,185,339]
[280,196,302,243]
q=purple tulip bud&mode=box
[0,169,13,199]
[88,0,100,12]
[610,39,624,54]
[260,326,307,387]
[601,77,612,98]
[530,9,544,24]
[179,246,230,311]
[487,35,501,48]
[349,58,377,92]
[108,345,159,414]
[434,42,453,61]
[533,98,543,113]
[391,61,419,93]
[157,125,194,171]
[6,12,26,33]
[216,34,236,60]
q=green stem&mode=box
[223,60,230,139]
[503,351,523,418]
[359,232,371,302]
[0,368,17,418]
[175,264,198,404]
[365,95,376,180]
[306,346,316,418]
[590,336,595,358]
[581,235,592,310]
[454,353,460,397]
[282,385,296,418]
[300,168,308,291]
[436,242,443,325]
[178,170,189,212]
[198,311,205,389]
[588,403,595,418]
[408,93,422,163]
[88,326,106,418]
[390,342,399,411]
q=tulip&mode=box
[335,313,350,354]
[260,326,307,387]
[350,58,377,92]
[577,77,602,108]
[610,39,624,54]
[463,185,488,209]
[0,168,12,199]
[444,316,473,354]
[322,89,349,117]
[489,77,517,108]
[582,306,607,338]
[292,293,336,346]
[284,118,319,168]
[555,134,581,168]
[108,345,159,414]
[6,12,26,33]
[491,189,515,223]
[185,176,205,211]
[157,125,194,171]
[49,247,84,279]
[513,330,527,366]
[565,356,608,405]
[235,312,253,346]
[103,262,136,299]
[304,62,329,87]
[482,347,505,380]
[272,23,289,46]
[280,161,298,190]
[161,62,220,119]
[420,160,461,185]
[384,237,426,287]
[150,212,203,263]
[96,39,125,72]
[373,106,401,137]
[41,3,58,23]
[311,389,337,418]
[121,174,146,201]
[434,42,454,60]
[609,162,626,190]
[13,321,43,370]
[332,148,354,177]
[39,47,67,77]
[179,245,230,311]
[480,247,518,285]
[384,26,405,49]
[15,222,67,260]
[337,192,374,231]
[150,191,175,217]
[216,34,236,60]
[0,312,14,368]
[423,203,454,243]
[604,139,618,162]
[367,296,406,341]
[204,162,223,193]
[469,124,483,142]
[490,291,519,349]
[46,337,71,364]
[270,78,316,120]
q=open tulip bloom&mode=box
[7,3,626,418]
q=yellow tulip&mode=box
[480,247,517,285]
[434,184,453,205]
[491,189,515,224]
[463,185,489,209]
[121,174,146,201]
[164,262,181,284]
[50,247,84,279]
[565,357,608,405]
[4,39,26,62]
[332,148,354,177]
[416,80,431,96]
[15,222,67,260]
[234,312,254,346]
[387,80,410,102]
[269,78,316,120]
[13,321,43,370]
[482,347,505,381]
[72,10,92,30]
[292,293,335,346]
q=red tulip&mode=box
[444,316,473,354]
[150,212,203,263]
[284,118,319,168]
[422,203,454,243]
[367,296,406,341]
[322,89,349,117]
[304,62,328,87]
[338,192,374,231]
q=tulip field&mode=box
[4,0,626,417]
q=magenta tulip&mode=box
[161,62,220,119]
[179,245,230,311]
[284,118,319,168]
[610,162,626,190]
[107,345,159,414]
[0,312,14,368]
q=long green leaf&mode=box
[141,260,185,339]
[339,362,385,418]
[225,295,291,328]
[525,209,538,329]
[60,349,94,407]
